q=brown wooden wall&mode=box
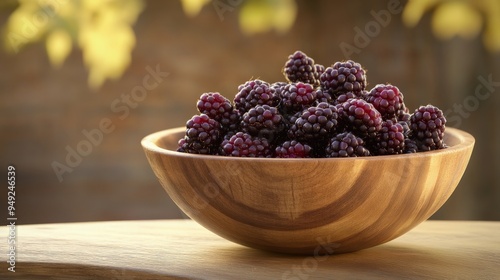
[1,0,499,224]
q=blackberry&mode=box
[404,138,418,154]
[315,90,334,105]
[197,92,240,132]
[333,90,367,106]
[234,79,279,114]
[320,60,367,96]
[197,92,233,121]
[287,102,339,142]
[283,50,317,85]
[337,98,382,139]
[275,140,313,158]
[241,105,284,142]
[279,82,319,115]
[220,132,271,157]
[180,114,221,154]
[325,132,370,157]
[409,105,447,151]
[371,120,405,155]
[313,64,325,87]
[366,84,404,121]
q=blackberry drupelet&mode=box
[371,120,406,155]
[219,132,272,157]
[409,105,447,151]
[234,79,279,114]
[179,114,222,154]
[337,98,383,139]
[241,105,284,142]
[287,102,339,143]
[325,132,371,157]
[283,50,317,85]
[320,60,367,96]
[279,82,319,115]
[275,140,313,158]
[366,84,404,121]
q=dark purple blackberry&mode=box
[315,89,334,105]
[234,79,279,114]
[219,132,271,157]
[275,140,312,158]
[325,132,370,157]
[409,105,447,151]
[320,60,367,96]
[366,84,405,121]
[179,114,221,154]
[287,102,339,142]
[337,98,383,139]
[283,50,317,85]
[333,90,367,106]
[197,92,233,120]
[313,64,325,87]
[404,138,418,154]
[197,92,240,132]
[279,82,319,115]
[241,105,284,142]
[371,120,405,155]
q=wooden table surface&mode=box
[1,220,499,279]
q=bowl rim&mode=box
[141,126,475,162]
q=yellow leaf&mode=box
[431,2,482,39]
[46,30,72,67]
[481,0,500,52]
[239,0,297,35]
[180,0,211,17]
[402,0,440,27]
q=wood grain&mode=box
[1,220,498,279]
[142,127,475,254]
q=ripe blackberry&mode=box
[404,138,418,154]
[409,105,447,151]
[180,114,221,154]
[197,92,233,120]
[333,90,367,106]
[241,105,284,142]
[337,98,383,139]
[279,82,319,115]
[234,79,279,114]
[315,89,334,105]
[371,120,406,155]
[275,140,313,158]
[220,132,271,157]
[320,60,367,96]
[313,64,325,87]
[325,132,370,157]
[366,84,404,121]
[288,102,339,142]
[283,50,317,85]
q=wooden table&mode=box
[1,220,499,279]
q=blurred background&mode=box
[0,0,498,224]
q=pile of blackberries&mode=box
[177,51,447,158]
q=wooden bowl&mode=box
[141,127,474,254]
